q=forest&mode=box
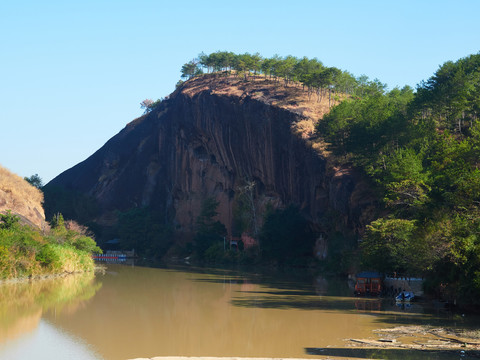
[180,51,480,307]
[320,53,480,307]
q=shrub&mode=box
[0,245,13,277]
[35,244,60,267]
[71,236,102,254]
[260,205,316,263]
[0,212,99,279]
[204,243,224,262]
[0,210,20,229]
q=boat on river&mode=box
[354,271,383,296]
[396,290,415,302]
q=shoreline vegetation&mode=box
[0,211,101,280]
[0,166,102,281]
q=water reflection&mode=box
[0,272,102,344]
[1,264,478,360]
[43,265,385,359]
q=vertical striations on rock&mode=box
[45,75,376,252]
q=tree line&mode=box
[180,51,386,102]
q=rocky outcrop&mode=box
[45,75,376,248]
[0,166,46,229]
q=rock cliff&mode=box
[45,75,376,251]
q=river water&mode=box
[0,264,477,360]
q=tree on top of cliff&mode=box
[180,51,395,102]
[140,98,163,114]
[181,59,203,80]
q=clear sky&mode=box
[1,0,479,183]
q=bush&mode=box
[204,243,225,262]
[260,205,316,264]
[0,211,100,279]
[71,236,102,254]
[0,210,20,229]
[36,244,59,267]
[0,245,13,277]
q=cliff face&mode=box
[46,76,376,248]
[0,166,45,229]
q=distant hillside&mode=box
[0,165,45,229]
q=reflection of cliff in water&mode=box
[0,272,102,343]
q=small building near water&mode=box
[354,271,383,296]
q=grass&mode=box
[0,166,100,280]
[0,165,45,229]
[0,215,97,280]
[0,165,43,206]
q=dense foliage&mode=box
[260,206,316,264]
[0,211,100,279]
[319,53,480,306]
[193,197,227,260]
[116,207,173,258]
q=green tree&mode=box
[360,218,424,275]
[233,180,259,237]
[50,212,65,229]
[140,98,162,114]
[116,207,173,258]
[24,174,43,189]
[181,59,202,79]
[260,206,315,263]
[194,197,227,258]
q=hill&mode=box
[44,73,377,260]
[43,51,480,306]
[0,165,45,229]
[0,166,101,279]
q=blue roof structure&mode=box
[356,271,382,278]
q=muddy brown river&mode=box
[0,264,477,359]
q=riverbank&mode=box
[348,324,480,348]
[127,326,480,360]
[0,211,101,280]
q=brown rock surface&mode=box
[45,75,376,249]
[0,165,46,229]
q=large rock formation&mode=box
[45,75,376,250]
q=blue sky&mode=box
[1,0,479,183]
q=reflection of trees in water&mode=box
[0,273,102,343]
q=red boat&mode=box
[354,272,383,296]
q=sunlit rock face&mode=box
[46,76,376,246]
[0,166,45,229]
